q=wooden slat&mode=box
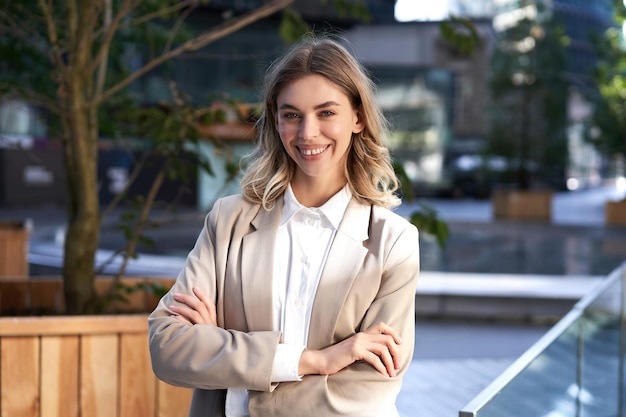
[119,333,155,417]
[1,337,40,417]
[41,336,79,417]
[0,314,148,336]
[156,380,193,417]
[80,334,119,417]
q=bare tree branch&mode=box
[96,0,294,106]
[163,0,198,54]
[90,0,134,75]
[100,151,148,219]
[37,0,69,90]
[130,0,199,27]
[95,0,113,98]
[0,83,61,115]
[0,6,50,55]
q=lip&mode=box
[296,145,330,156]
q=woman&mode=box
[148,35,420,417]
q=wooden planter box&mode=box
[492,190,553,221]
[0,220,30,278]
[606,199,626,226]
[0,278,189,417]
[0,315,192,417]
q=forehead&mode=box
[276,74,351,106]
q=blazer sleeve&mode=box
[148,198,282,392]
[250,219,420,416]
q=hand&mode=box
[299,322,402,378]
[169,287,217,326]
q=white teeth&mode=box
[300,146,327,156]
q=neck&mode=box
[290,175,346,208]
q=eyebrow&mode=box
[278,101,342,111]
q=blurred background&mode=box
[1,0,624,209]
[1,1,625,416]
[3,0,624,276]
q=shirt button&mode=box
[294,299,303,307]
[301,255,308,264]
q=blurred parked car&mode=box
[444,153,508,198]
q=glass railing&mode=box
[459,260,626,417]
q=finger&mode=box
[350,333,398,377]
[361,350,392,377]
[367,338,397,377]
[371,322,403,345]
[205,302,217,325]
[192,287,210,304]
[363,351,386,376]
[169,304,203,325]
[173,292,210,323]
[193,287,217,325]
[379,334,402,370]
[174,292,203,310]
[362,328,402,364]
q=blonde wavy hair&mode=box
[240,35,401,209]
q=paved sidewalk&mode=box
[397,318,552,417]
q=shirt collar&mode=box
[281,184,352,230]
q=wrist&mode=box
[298,349,322,376]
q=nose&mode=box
[298,116,319,140]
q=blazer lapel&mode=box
[241,197,283,331]
[307,199,370,349]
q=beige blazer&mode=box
[148,193,420,417]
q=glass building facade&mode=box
[493,0,614,85]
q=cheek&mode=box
[330,125,354,146]
[277,122,295,139]
[277,127,293,151]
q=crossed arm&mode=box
[169,287,403,379]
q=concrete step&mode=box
[416,271,604,321]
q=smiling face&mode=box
[276,74,364,196]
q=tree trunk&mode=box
[61,1,100,314]
[62,122,100,314]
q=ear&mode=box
[352,108,365,134]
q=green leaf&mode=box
[409,202,449,248]
[439,16,481,56]
[279,7,309,44]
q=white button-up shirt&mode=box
[225,184,351,417]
